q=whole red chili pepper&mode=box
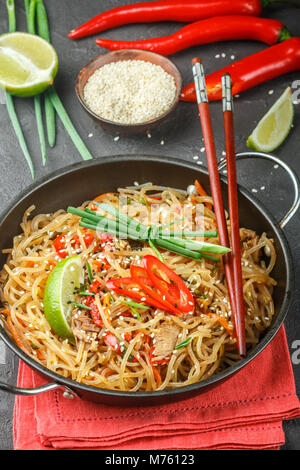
[96,16,290,55]
[180,37,300,102]
[68,0,264,39]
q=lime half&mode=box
[43,256,83,339]
[247,87,294,153]
[0,32,58,97]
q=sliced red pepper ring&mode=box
[89,280,101,293]
[53,235,67,258]
[82,296,103,327]
[104,332,121,354]
[106,277,170,312]
[130,265,182,315]
[143,255,195,313]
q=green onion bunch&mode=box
[67,202,231,262]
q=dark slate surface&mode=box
[0,0,300,450]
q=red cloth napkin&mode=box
[13,326,300,450]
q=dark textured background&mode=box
[0,0,300,450]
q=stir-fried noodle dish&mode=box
[0,183,277,391]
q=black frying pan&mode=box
[0,153,298,406]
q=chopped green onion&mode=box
[148,238,165,263]
[71,301,91,310]
[85,260,93,284]
[139,196,148,206]
[120,300,149,310]
[128,306,142,321]
[175,337,192,350]
[78,291,95,296]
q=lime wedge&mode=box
[43,256,83,339]
[247,87,294,153]
[0,32,58,97]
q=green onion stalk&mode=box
[33,0,93,160]
[5,0,35,179]
[25,0,47,166]
[67,203,230,262]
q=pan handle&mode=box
[0,380,79,398]
[217,151,300,229]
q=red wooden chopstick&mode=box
[222,73,246,357]
[192,58,246,357]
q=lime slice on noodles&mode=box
[43,256,83,339]
[247,87,294,153]
[0,32,58,97]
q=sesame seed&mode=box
[83,60,176,124]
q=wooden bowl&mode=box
[75,49,182,136]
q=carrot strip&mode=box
[152,365,162,387]
[93,192,118,203]
[194,179,212,210]
[4,310,31,354]
[208,312,235,338]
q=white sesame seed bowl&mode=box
[75,49,182,136]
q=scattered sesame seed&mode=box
[268,90,274,95]
[215,54,220,58]
[221,53,226,58]
[114,135,120,141]
[88,133,93,138]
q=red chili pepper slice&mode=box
[53,235,67,258]
[82,296,103,327]
[89,280,101,293]
[143,255,195,313]
[104,332,121,354]
[99,232,113,248]
[130,265,182,315]
[106,277,170,312]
